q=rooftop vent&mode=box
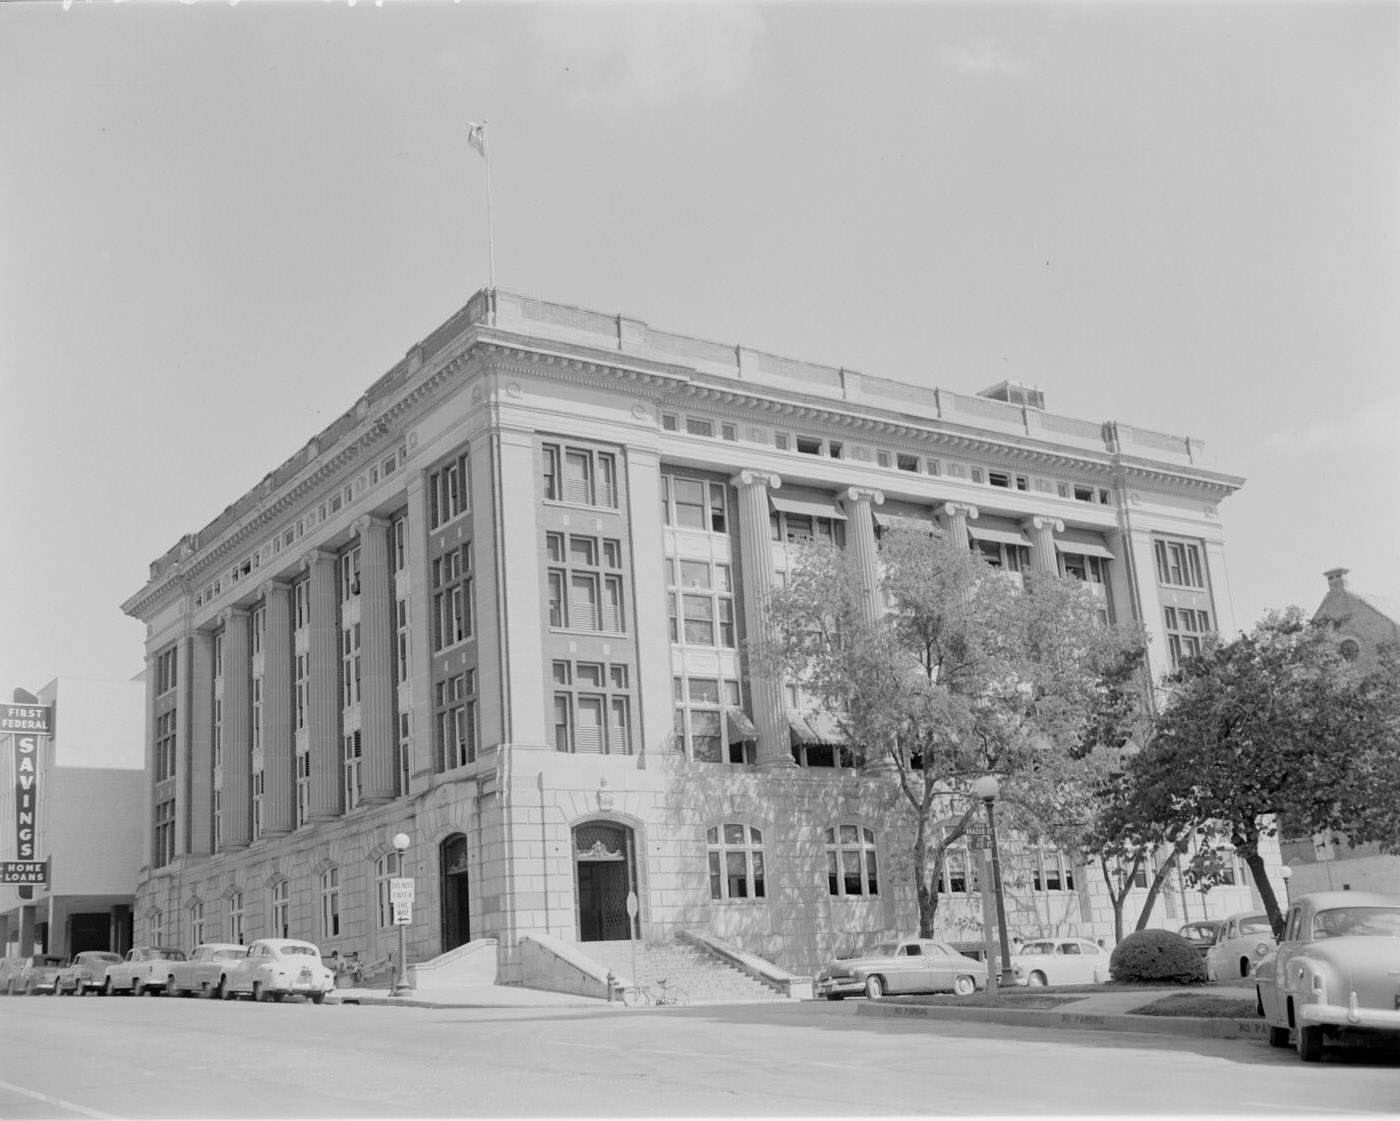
[978,380,1045,410]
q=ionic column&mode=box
[188,629,214,856]
[357,515,397,803]
[219,607,252,850]
[729,470,794,771]
[939,502,979,551]
[843,487,885,626]
[303,549,342,821]
[1024,515,1064,576]
[260,580,294,836]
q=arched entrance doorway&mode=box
[573,821,639,942]
[439,834,471,952]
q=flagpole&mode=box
[482,119,496,291]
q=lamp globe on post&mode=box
[392,832,412,997]
[973,776,1016,990]
[1280,864,1292,906]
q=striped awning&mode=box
[1054,530,1115,560]
[770,487,847,521]
[725,707,758,742]
[967,522,1031,548]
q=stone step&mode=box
[580,939,786,1002]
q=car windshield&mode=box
[153,950,186,960]
[1020,942,1057,956]
[214,949,245,960]
[38,956,66,966]
[1181,924,1219,943]
[91,953,122,963]
[281,945,319,957]
[1312,906,1400,938]
[860,943,901,958]
[1238,916,1272,935]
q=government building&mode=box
[121,288,1270,990]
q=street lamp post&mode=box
[392,832,411,997]
[1280,864,1292,906]
[973,776,1017,989]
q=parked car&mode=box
[0,956,28,994]
[55,951,123,995]
[1178,920,1225,959]
[816,938,988,1000]
[1205,911,1275,980]
[164,943,247,997]
[14,954,69,995]
[102,947,187,995]
[1011,938,1109,987]
[1255,891,1400,1061]
[216,938,335,1003]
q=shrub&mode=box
[1109,929,1208,984]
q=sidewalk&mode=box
[330,983,611,1009]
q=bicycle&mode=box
[620,977,690,1007]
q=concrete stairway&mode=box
[581,939,789,1003]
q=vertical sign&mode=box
[3,704,52,885]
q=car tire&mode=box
[1296,1023,1324,1062]
[167,977,182,998]
[221,977,238,1001]
[272,992,286,1003]
[253,982,267,1003]
[1027,971,1048,987]
[864,975,884,1000]
[825,994,844,1001]
[953,975,976,996]
[212,976,227,1000]
[25,980,37,996]
[1268,1025,1290,1048]
[310,991,326,1005]
[102,977,115,997]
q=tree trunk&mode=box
[1133,841,1187,932]
[1242,848,1286,937]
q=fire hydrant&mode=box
[606,970,616,1003]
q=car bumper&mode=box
[815,977,864,997]
[1298,1002,1400,1031]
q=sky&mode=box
[1,0,1396,695]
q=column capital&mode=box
[258,577,292,601]
[941,502,979,521]
[844,486,884,506]
[729,469,782,491]
[1026,515,1065,533]
[301,547,337,571]
[219,604,250,626]
[354,513,390,536]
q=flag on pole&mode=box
[467,120,486,158]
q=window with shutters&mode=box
[343,730,362,809]
[541,441,618,508]
[545,532,625,633]
[551,660,632,754]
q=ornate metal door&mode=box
[573,822,638,941]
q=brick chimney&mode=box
[1324,568,1350,593]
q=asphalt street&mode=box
[1,994,1397,1118]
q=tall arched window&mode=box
[227,891,245,944]
[706,824,766,900]
[826,825,879,897]
[375,854,397,930]
[320,868,340,939]
[270,881,289,939]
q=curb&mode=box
[856,1000,1271,1041]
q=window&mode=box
[252,767,264,836]
[661,412,679,431]
[340,545,362,603]
[896,453,919,473]
[770,510,845,547]
[295,748,311,828]
[925,458,941,476]
[398,711,411,796]
[376,854,397,930]
[1154,539,1205,588]
[150,909,165,948]
[673,675,746,763]
[987,470,1030,491]
[395,598,411,683]
[227,891,245,945]
[432,543,473,650]
[707,824,766,900]
[250,604,265,656]
[320,868,341,939]
[190,901,206,946]
[796,436,823,456]
[1339,638,1361,663]
[553,661,631,754]
[545,532,625,632]
[392,512,408,573]
[154,710,177,783]
[1030,850,1076,892]
[293,578,310,630]
[295,654,308,731]
[972,538,1029,572]
[1060,552,1108,584]
[156,646,178,694]
[341,622,362,707]
[661,474,728,533]
[154,798,175,868]
[666,557,735,648]
[343,730,362,809]
[876,450,891,468]
[1164,606,1211,668]
[270,881,289,939]
[826,825,879,897]
[435,670,479,770]
[542,441,618,508]
[429,448,471,528]
[685,416,715,438]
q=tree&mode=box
[761,522,1145,937]
[1127,610,1400,936]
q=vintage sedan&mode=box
[1204,911,1275,980]
[55,951,123,995]
[1178,920,1225,959]
[1255,891,1400,1062]
[13,954,69,995]
[816,938,988,1000]
[1012,938,1109,987]
[217,938,335,1003]
[102,946,187,996]
[164,943,248,997]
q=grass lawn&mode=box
[1127,993,1260,1018]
